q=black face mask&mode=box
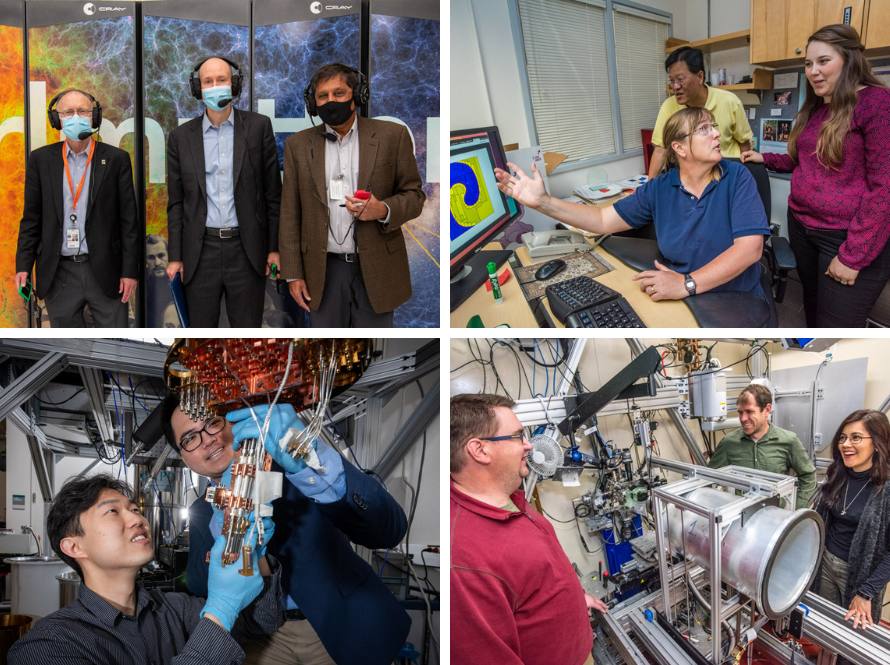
[317,98,355,127]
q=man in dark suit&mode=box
[279,63,425,327]
[166,56,281,327]
[15,89,139,327]
[161,396,411,665]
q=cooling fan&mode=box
[527,431,563,478]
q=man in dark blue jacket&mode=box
[161,394,410,665]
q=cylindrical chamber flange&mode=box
[666,487,824,619]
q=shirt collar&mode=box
[668,161,726,193]
[203,109,235,133]
[77,582,157,627]
[66,139,92,158]
[324,115,358,143]
[745,423,777,443]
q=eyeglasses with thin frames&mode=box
[679,123,719,140]
[838,433,872,446]
[58,109,93,120]
[478,432,529,444]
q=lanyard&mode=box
[62,139,96,218]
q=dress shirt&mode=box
[61,139,93,256]
[203,112,239,229]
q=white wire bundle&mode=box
[239,341,339,553]
[283,343,338,461]
[242,340,296,551]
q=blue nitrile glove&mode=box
[200,531,264,631]
[227,404,316,474]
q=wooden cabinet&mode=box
[751,0,866,66]
[864,0,890,50]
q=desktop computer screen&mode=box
[450,126,521,269]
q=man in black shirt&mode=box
[9,474,283,665]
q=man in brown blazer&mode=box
[278,63,424,327]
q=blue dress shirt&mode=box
[202,112,239,229]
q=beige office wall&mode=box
[768,339,890,409]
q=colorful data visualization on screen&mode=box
[450,141,507,253]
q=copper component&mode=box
[165,338,372,567]
[164,339,371,420]
[239,545,254,576]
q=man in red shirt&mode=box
[450,393,607,665]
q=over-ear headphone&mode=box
[303,64,370,117]
[47,89,102,131]
[190,56,243,101]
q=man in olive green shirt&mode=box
[708,384,816,509]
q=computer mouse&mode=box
[535,259,567,281]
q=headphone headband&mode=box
[304,64,370,118]
[47,88,102,132]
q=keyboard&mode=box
[565,299,645,328]
[545,275,645,328]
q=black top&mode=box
[8,559,283,665]
[826,467,890,600]
[827,467,875,560]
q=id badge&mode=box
[66,227,80,250]
[329,177,345,201]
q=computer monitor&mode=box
[450,126,522,310]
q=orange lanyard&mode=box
[61,140,96,216]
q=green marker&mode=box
[487,261,503,304]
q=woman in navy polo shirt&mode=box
[494,107,769,302]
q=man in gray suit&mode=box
[166,56,281,327]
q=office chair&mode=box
[739,160,797,306]
[641,129,655,174]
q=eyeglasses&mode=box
[679,123,720,140]
[478,432,528,444]
[58,109,93,120]
[178,416,226,452]
[838,433,872,446]
[668,76,690,88]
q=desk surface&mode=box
[451,241,699,329]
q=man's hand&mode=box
[119,277,137,303]
[227,403,314,474]
[494,161,548,209]
[632,260,688,300]
[166,261,183,281]
[266,251,280,277]
[826,255,859,287]
[585,593,609,614]
[344,192,387,221]
[845,595,873,629]
[201,532,264,631]
[288,279,311,312]
[14,272,29,290]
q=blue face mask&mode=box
[61,114,94,141]
[202,85,233,112]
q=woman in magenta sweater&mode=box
[742,24,890,327]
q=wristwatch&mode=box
[683,273,697,296]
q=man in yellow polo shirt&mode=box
[647,46,753,179]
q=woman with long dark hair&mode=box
[813,409,890,629]
[742,25,890,327]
